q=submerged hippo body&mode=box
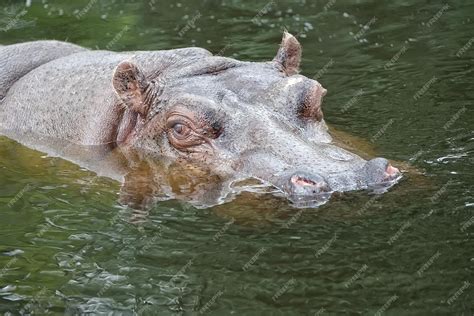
[0,33,401,207]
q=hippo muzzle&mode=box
[269,157,401,205]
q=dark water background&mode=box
[0,0,473,314]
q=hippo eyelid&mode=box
[166,105,225,139]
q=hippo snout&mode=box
[275,158,401,204]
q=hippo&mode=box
[0,32,401,208]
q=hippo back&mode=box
[0,41,212,146]
[0,41,87,100]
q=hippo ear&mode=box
[113,61,150,117]
[274,31,302,75]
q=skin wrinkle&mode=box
[169,58,242,79]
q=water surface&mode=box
[0,0,473,314]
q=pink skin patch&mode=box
[291,176,317,187]
[384,164,400,180]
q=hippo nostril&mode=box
[363,158,401,184]
[290,175,317,186]
[288,172,331,196]
[384,164,400,181]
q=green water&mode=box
[1,0,473,314]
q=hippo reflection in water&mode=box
[0,32,401,208]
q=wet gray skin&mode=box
[0,32,401,207]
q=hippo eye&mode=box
[166,115,208,151]
[168,121,193,142]
[172,123,191,138]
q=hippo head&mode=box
[112,32,401,207]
